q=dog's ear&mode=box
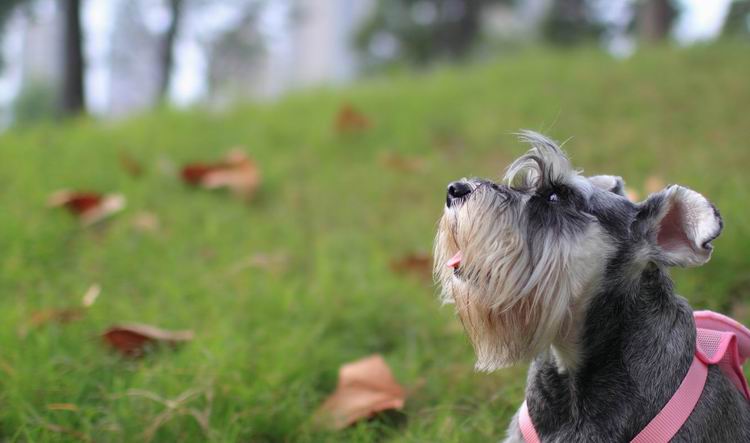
[588,175,625,196]
[635,185,722,267]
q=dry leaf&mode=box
[390,252,433,281]
[39,422,90,442]
[102,323,194,357]
[226,252,289,276]
[47,403,79,411]
[335,103,371,133]
[315,354,406,430]
[29,308,85,328]
[379,152,426,173]
[82,284,101,307]
[119,152,144,177]
[132,211,161,233]
[625,188,640,202]
[18,307,86,338]
[644,175,665,194]
[181,149,261,200]
[48,190,126,226]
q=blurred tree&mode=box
[636,0,677,42]
[60,0,85,116]
[12,80,56,126]
[355,0,510,67]
[157,0,183,102]
[541,0,603,45]
[0,0,28,68]
[206,7,265,102]
[723,0,750,37]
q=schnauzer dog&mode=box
[434,131,750,442]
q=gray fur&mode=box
[435,132,750,442]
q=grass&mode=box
[1,42,750,442]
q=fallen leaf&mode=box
[47,403,79,411]
[181,149,261,200]
[132,211,160,233]
[625,188,640,202]
[48,190,126,226]
[335,103,371,133]
[226,252,289,276]
[39,422,90,442]
[18,307,86,338]
[82,284,101,307]
[315,354,406,430]
[379,152,426,173]
[390,252,432,281]
[102,323,194,357]
[644,175,665,194]
[119,151,144,177]
[29,308,85,328]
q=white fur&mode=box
[434,133,613,371]
[652,185,721,267]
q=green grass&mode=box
[1,42,750,442]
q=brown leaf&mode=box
[48,190,126,226]
[119,152,144,177]
[334,103,371,134]
[18,307,86,338]
[625,188,640,203]
[29,308,85,328]
[379,152,426,173]
[132,211,161,233]
[644,175,666,194]
[47,403,79,411]
[226,252,289,276]
[315,354,406,430]
[181,149,261,200]
[81,284,101,307]
[102,323,194,357]
[390,252,433,281]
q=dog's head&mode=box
[434,131,722,371]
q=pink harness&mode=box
[519,311,750,443]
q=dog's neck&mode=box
[530,263,695,416]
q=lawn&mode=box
[1,42,749,442]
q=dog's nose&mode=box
[446,181,472,207]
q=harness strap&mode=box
[519,401,540,443]
[518,310,750,443]
[630,355,708,443]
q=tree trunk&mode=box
[60,0,85,116]
[157,0,182,102]
[638,0,676,42]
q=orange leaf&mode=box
[390,252,433,281]
[335,103,371,134]
[315,354,406,430]
[131,211,161,233]
[47,403,79,411]
[102,324,194,357]
[119,151,144,177]
[29,308,85,328]
[625,188,640,203]
[644,175,666,194]
[379,152,426,173]
[48,190,126,226]
[181,150,261,200]
[18,307,86,338]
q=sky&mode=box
[0,0,737,119]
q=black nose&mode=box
[446,181,472,207]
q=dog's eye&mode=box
[548,192,559,202]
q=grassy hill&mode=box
[1,43,749,442]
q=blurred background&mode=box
[1,1,749,442]
[0,0,748,127]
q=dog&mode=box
[433,131,750,442]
